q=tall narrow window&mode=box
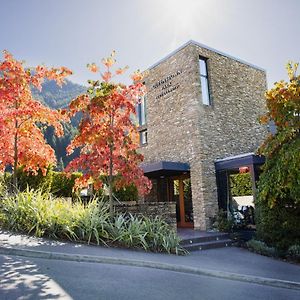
[137,94,147,146]
[137,95,147,126]
[139,129,148,145]
[199,57,211,105]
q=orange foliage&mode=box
[65,52,151,195]
[0,51,72,176]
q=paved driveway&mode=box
[0,230,300,299]
[1,254,300,300]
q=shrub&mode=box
[0,174,6,197]
[230,173,252,196]
[114,184,138,202]
[287,245,300,261]
[94,181,139,202]
[51,171,82,197]
[3,169,82,198]
[213,209,234,232]
[246,239,277,257]
[255,200,300,251]
[4,168,53,193]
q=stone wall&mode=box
[140,41,268,230]
[115,202,177,230]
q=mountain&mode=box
[32,79,86,109]
[32,80,86,170]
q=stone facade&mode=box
[139,40,268,230]
[115,202,177,230]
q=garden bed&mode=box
[0,189,186,255]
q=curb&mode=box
[1,246,300,291]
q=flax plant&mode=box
[0,188,185,254]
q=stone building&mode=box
[137,40,268,230]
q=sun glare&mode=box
[144,0,216,49]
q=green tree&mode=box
[256,62,300,250]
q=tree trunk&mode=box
[108,112,115,219]
[108,143,113,218]
[13,120,18,191]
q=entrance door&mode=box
[170,176,193,228]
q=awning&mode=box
[215,152,265,171]
[214,153,265,210]
[141,161,190,178]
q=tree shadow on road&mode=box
[0,255,72,300]
[0,230,66,248]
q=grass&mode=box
[0,188,185,255]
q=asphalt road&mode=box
[0,254,299,300]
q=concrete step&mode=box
[182,239,233,251]
[180,233,230,246]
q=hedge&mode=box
[2,169,138,200]
[230,173,252,196]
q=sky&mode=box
[1,0,300,87]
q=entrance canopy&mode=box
[141,161,193,228]
[141,161,190,178]
[214,152,265,210]
[215,152,265,171]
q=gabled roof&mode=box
[148,40,265,72]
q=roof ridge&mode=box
[147,40,265,72]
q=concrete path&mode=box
[0,230,300,291]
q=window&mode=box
[199,57,211,105]
[139,129,147,145]
[137,95,147,146]
[137,95,147,126]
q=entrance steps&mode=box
[178,229,233,251]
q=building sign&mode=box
[152,70,182,99]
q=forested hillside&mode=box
[32,79,86,109]
[32,80,86,169]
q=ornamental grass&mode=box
[0,188,185,255]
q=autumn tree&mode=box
[66,52,151,217]
[0,51,72,189]
[256,62,300,250]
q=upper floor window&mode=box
[137,95,147,126]
[199,57,211,105]
[139,129,148,145]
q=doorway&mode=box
[170,175,194,228]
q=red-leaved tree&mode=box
[0,51,72,188]
[66,51,151,216]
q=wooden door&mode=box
[170,175,194,228]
